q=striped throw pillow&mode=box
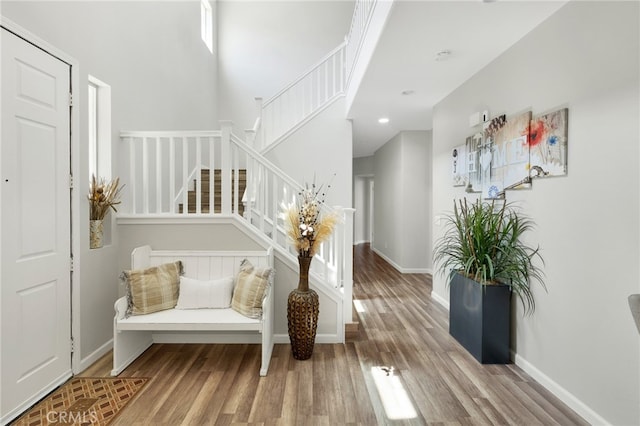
[122,261,183,316]
[231,259,273,319]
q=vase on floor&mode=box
[89,219,104,249]
[287,255,319,360]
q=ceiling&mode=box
[347,0,568,158]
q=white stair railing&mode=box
[253,0,378,153]
[257,43,347,152]
[230,133,354,294]
[119,127,354,321]
[120,128,242,216]
[345,0,377,87]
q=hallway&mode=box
[79,244,587,424]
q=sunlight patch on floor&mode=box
[354,299,366,313]
[371,366,417,420]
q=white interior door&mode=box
[1,28,72,423]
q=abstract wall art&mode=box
[489,110,532,198]
[464,132,483,193]
[452,107,569,199]
[452,144,467,187]
[529,108,568,177]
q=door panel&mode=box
[1,28,72,423]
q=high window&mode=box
[201,0,213,53]
[88,75,111,180]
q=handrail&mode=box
[256,43,347,151]
[262,41,347,107]
[119,129,354,318]
[231,134,354,324]
[253,0,377,152]
[344,0,376,87]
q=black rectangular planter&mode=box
[449,272,512,364]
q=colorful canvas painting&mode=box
[452,144,467,187]
[481,115,507,199]
[529,108,568,177]
[488,110,532,199]
[464,133,483,192]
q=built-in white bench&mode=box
[111,245,274,376]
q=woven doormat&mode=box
[11,377,148,425]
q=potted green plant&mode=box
[433,198,545,363]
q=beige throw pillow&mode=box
[231,259,273,319]
[122,261,183,316]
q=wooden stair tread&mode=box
[179,168,246,215]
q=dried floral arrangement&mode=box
[283,180,340,258]
[88,175,125,221]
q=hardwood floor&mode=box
[81,244,587,425]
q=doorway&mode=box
[1,26,73,423]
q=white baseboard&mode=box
[432,291,606,424]
[371,247,432,274]
[513,353,610,425]
[431,290,450,310]
[354,240,370,245]
[274,333,342,345]
[77,339,113,374]
[152,331,261,344]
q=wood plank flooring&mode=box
[80,244,587,425]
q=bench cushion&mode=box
[116,307,261,331]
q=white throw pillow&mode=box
[175,276,234,309]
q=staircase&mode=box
[118,0,387,340]
[178,169,246,215]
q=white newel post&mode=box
[342,208,355,323]
[333,206,356,324]
[220,120,233,215]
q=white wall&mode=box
[1,1,218,367]
[353,156,374,244]
[352,176,371,245]
[373,130,432,272]
[217,0,354,130]
[264,99,353,209]
[431,2,639,424]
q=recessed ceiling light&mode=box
[435,50,452,61]
[378,117,389,124]
[401,90,415,96]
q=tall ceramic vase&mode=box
[89,219,104,249]
[287,255,319,360]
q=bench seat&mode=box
[116,305,262,331]
[112,245,274,377]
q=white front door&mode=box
[1,28,72,423]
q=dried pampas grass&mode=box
[88,175,124,220]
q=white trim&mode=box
[120,130,222,138]
[354,239,370,245]
[431,290,450,311]
[78,339,113,373]
[372,247,431,274]
[513,353,610,426]
[1,17,82,379]
[273,333,342,345]
[152,332,262,344]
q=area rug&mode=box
[11,377,148,425]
